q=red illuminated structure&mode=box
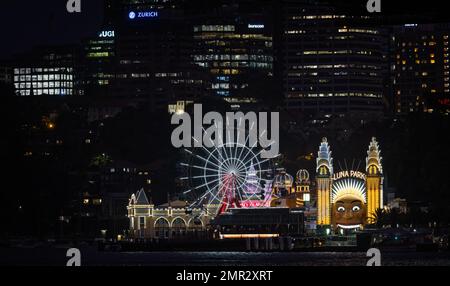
[218,173,241,215]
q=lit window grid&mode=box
[13,67,74,96]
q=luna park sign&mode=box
[332,170,366,181]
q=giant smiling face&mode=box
[333,197,367,227]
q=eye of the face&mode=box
[352,205,361,212]
[337,206,345,212]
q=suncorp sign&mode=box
[128,11,159,20]
[248,24,264,29]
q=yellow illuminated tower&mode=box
[365,137,383,224]
[316,137,333,226]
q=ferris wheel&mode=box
[178,127,277,216]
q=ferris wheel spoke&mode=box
[190,180,222,207]
[180,173,219,180]
[181,163,219,173]
[207,178,231,207]
[209,173,234,201]
[234,118,242,164]
[237,132,250,162]
[236,158,249,173]
[217,131,229,160]
[242,137,274,165]
[223,129,236,167]
[218,150,231,171]
[248,157,273,172]
[226,129,233,157]
[201,146,222,169]
[241,143,277,168]
[201,127,227,164]
[235,177,246,193]
[216,132,229,165]
[254,168,275,173]
[183,174,223,194]
[239,131,262,166]
[243,129,268,164]
[182,121,276,214]
[194,151,221,169]
[209,184,224,204]
[239,146,257,169]
[234,183,244,204]
[234,124,252,168]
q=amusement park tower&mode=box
[316,137,333,226]
[365,137,384,223]
[314,137,384,230]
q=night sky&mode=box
[0,0,103,60]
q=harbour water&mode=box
[1,246,450,266]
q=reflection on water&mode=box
[1,246,450,266]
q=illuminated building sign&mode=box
[128,10,159,20]
[240,200,271,208]
[332,170,366,181]
[98,30,115,38]
[248,24,264,29]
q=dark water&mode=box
[1,246,450,266]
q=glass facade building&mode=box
[391,24,450,114]
[101,0,274,106]
[14,67,74,96]
[192,22,273,100]
[282,3,388,115]
[12,46,77,97]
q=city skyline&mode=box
[1,0,450,268]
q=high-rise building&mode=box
[0,66,12,84]
[100,0,207,109]
[191,2,274,103]
[282,2,388,115]
[100,0,275,108]
[391,23,450,114]
[11,46,78,96]
[79,29,117,96]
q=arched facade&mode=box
[127,189,210,239]
[154,217,170,238]
[316,137,383,230]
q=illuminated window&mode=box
[93,199,102,205]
